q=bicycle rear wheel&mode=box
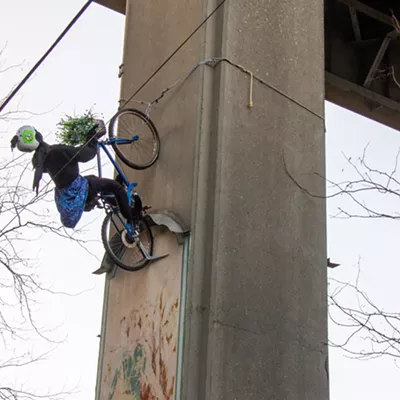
[108,108,160,170]
[101,212,154,272]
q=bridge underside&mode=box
[94,0,125,14]
[326,0,400,130]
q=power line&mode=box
[0,0,93,115]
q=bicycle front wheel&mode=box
[101,212,154,272]
[108,108,160,170]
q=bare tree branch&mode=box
[0,49,86,400]
[329,271,400,360]
[284,145,400,362]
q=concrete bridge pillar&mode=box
[96,0,328,399]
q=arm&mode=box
[67,120,105,163]
[53,138,98,163]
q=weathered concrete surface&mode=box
[97,228,182,399]
[182,1,328,399]
[97,0,328,399]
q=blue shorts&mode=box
[55,175,89,228]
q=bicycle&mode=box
[89,108,167,272]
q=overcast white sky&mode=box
[1,1,400,399]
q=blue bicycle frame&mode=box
[96,137,139,236]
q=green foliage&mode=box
[56,110,96,146]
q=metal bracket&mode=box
[92,252,118,277]
[337,0,394,27]
[327,258,341,269]
[118,63,124,78]
[363,34,393,88]
[147,210,190,234]
[349,6,362,42]
[138,240,169,262]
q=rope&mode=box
[0,0,93,115]
[248,71,254,109]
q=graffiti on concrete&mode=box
[108,344,145,400]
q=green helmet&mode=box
[13,125,40,152]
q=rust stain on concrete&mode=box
[160,352,168,398]
[104,363,112,383]
[168,377,175,399]
[151,335,157,376]
[141,382,157,400]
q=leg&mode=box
[85,175,133,221]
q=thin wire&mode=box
[146,59,215,113]
[0,0,93,115]
[1,0,228,233]
[120,0,228,107]
[146,57,324,122]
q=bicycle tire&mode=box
[101,212,154,272]
[108,108,160,170]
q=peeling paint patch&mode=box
[107,345,146,399]
[108,368,120,400]
[122,344,144,396]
